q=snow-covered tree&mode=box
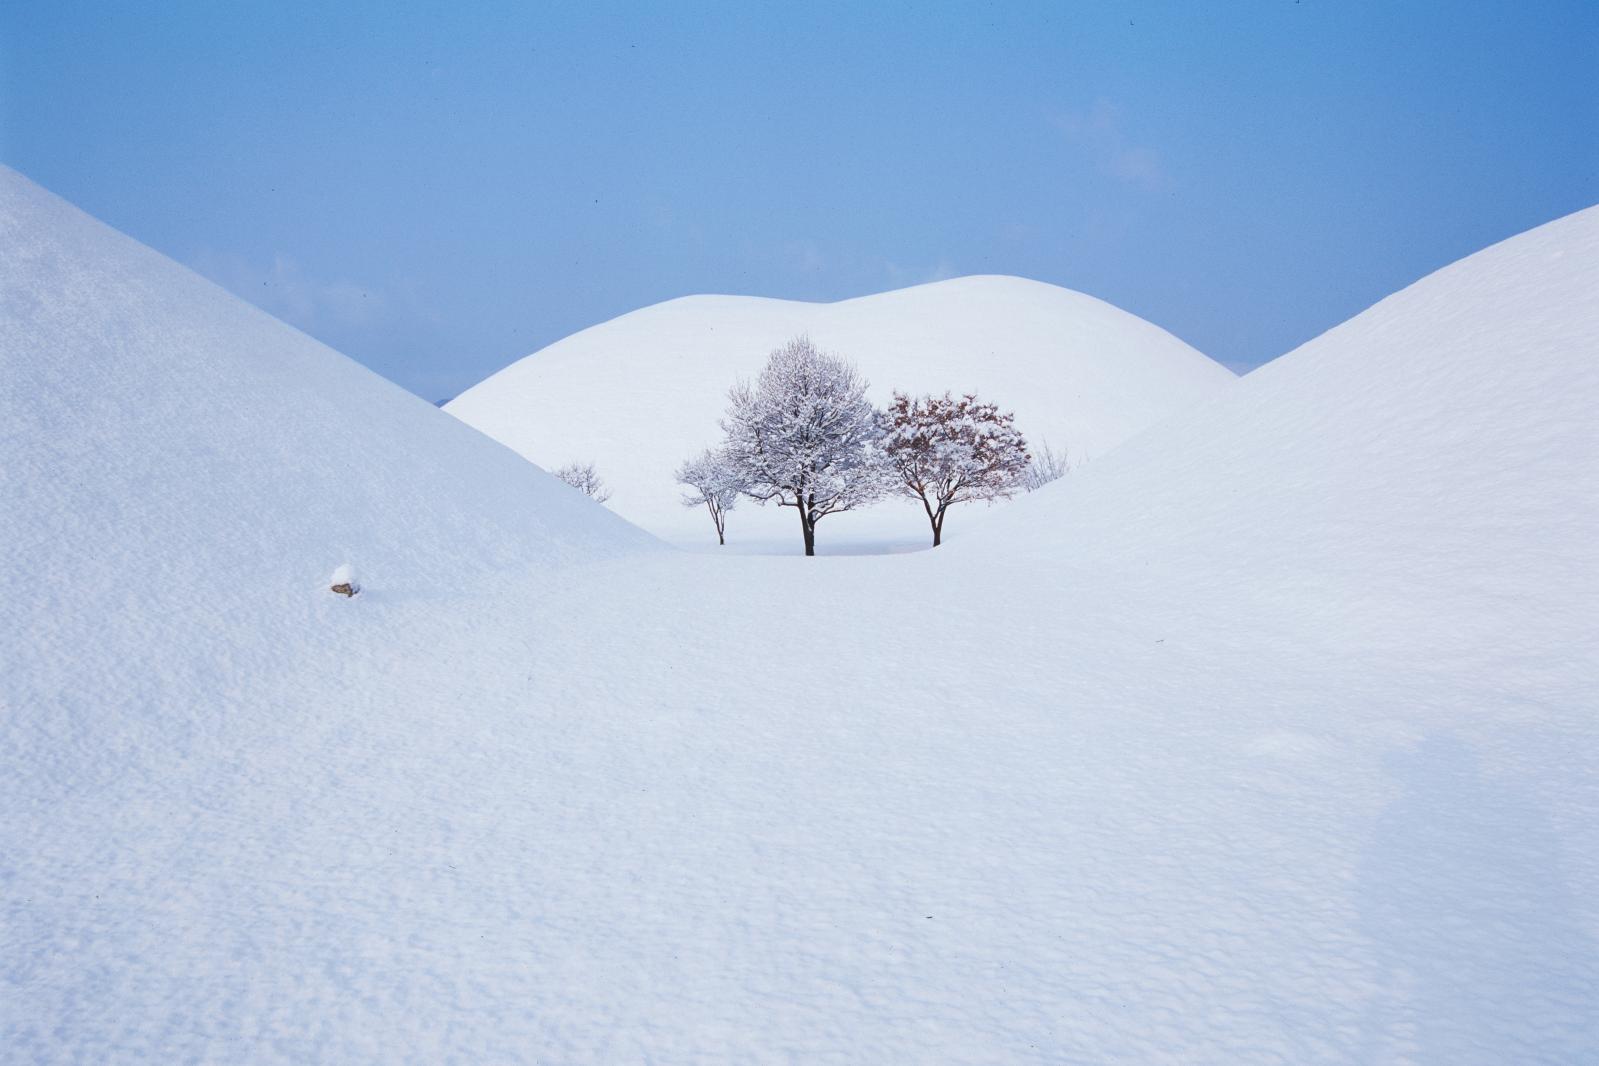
[721,336,889,556]
[552,461,612,504]
[1021,439,1069,492]
[883,391,1030,546]
[675,448,740,545]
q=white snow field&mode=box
[446,276,1234,551]
[4,163,1598,1064]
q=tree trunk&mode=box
[932,506,945,547]
[918,490,939,546]
[798,503,815,556]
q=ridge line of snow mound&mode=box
[447,274,1234,550]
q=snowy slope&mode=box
[447,277,1234,549]
[0,164,656,769]
[0,169,654,583]
[961,205,1599,612]
[4,170,1597,1064]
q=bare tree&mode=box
[883,391,1030,546]
[552,461,612,504]
[1021,439,1069,492]
[675,448,739,545]
[721,336,889,556]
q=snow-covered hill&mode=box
[447,277,1234,549]
[962,205,1599,610]
[0,164,655,742]
[4,168,1595,1063]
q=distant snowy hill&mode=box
[447,277,1234,549]
[4,168,1595,1063]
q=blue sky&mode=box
[3,1,1595,398]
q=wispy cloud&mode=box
[189,250,387,332]
[786,239,828,275]
[883,255,958,288]
[1055,100,1167,191]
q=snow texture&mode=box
[4,166,1597,1063]
[446,271,1234,550]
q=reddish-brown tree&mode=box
[883,391,1030,546]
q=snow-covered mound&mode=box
[448,277,1234,549]
[960,202,1599,627]
[0,165,655,723]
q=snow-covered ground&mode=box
[3,166,1597,1062]
[447,277,1233,551]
